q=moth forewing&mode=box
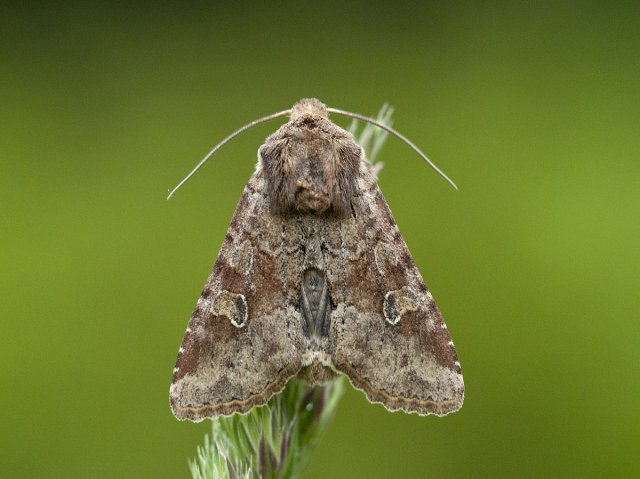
[169,175,305,421]
[170,98,463,421]
[328,160,464,416]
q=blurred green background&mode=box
[2,1,639,477]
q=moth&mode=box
[169,98,463,421]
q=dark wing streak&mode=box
[170,172,304,421]
[329,168,464,416]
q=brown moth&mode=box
[169,98,464,421]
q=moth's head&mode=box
[289,98,328,121]
[259,98,362,218]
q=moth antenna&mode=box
[167,109,292,199]
[327,107,458,190]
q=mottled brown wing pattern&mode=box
[170,98,463,421]
[170,172,305,421]
[327,163,464,416]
